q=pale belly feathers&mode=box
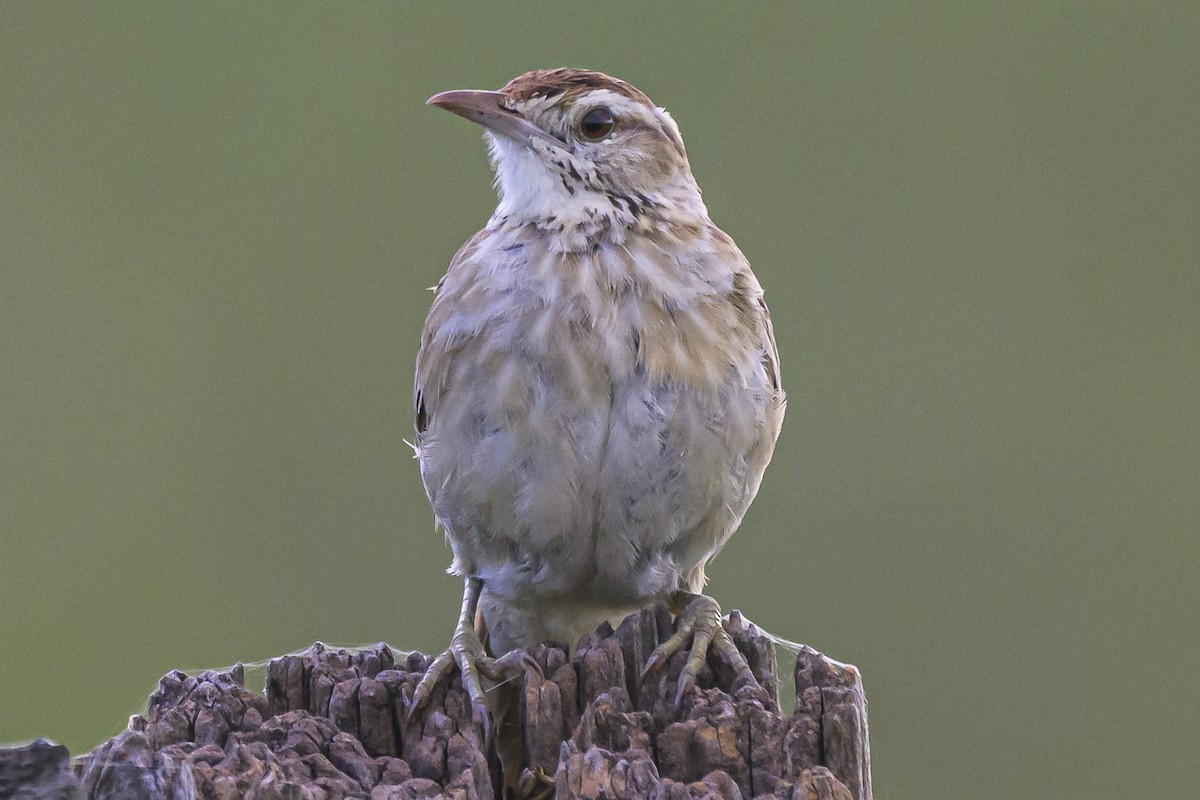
[414,223,782,649]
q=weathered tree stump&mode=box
[3,606,870,799]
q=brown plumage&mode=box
[501,68,654,106]
[410,69,785,763]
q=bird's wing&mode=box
[413,230,489,444]
[759,295,782,395]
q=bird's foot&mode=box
[408,626,535,745]
[642,592,758,706]
[407,577,538,747]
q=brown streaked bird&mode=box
[410,69,785,728]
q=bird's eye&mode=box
[579,107,616,141]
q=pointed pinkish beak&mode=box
[426,89,566,151]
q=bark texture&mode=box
[3,607,870,800]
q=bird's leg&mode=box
[642,591,757,706]
[408,576,536,744]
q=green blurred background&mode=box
[2,4,1196,798]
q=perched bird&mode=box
[411,69,785,727]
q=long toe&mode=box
[408,648,459,714]
[408,621,490,718]
[408,632,541,754]
[477,648,542,685]
[644,593,760,707]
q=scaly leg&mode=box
[642,591,757,705]
[408,576,535,745]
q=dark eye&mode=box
[579,107,615,141]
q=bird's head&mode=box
[427,69,706,229]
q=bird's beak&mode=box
[426,90,566,151]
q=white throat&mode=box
[488,135,584,222]
[485,133,707,235]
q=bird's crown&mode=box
[500,68,653,107]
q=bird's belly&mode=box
[422,345,766,615]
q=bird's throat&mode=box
[487,135,706,248]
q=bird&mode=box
[409,68,785,733]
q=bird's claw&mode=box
[643,593,757,707]
[476,648,541,684]
[407,628,539,751]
